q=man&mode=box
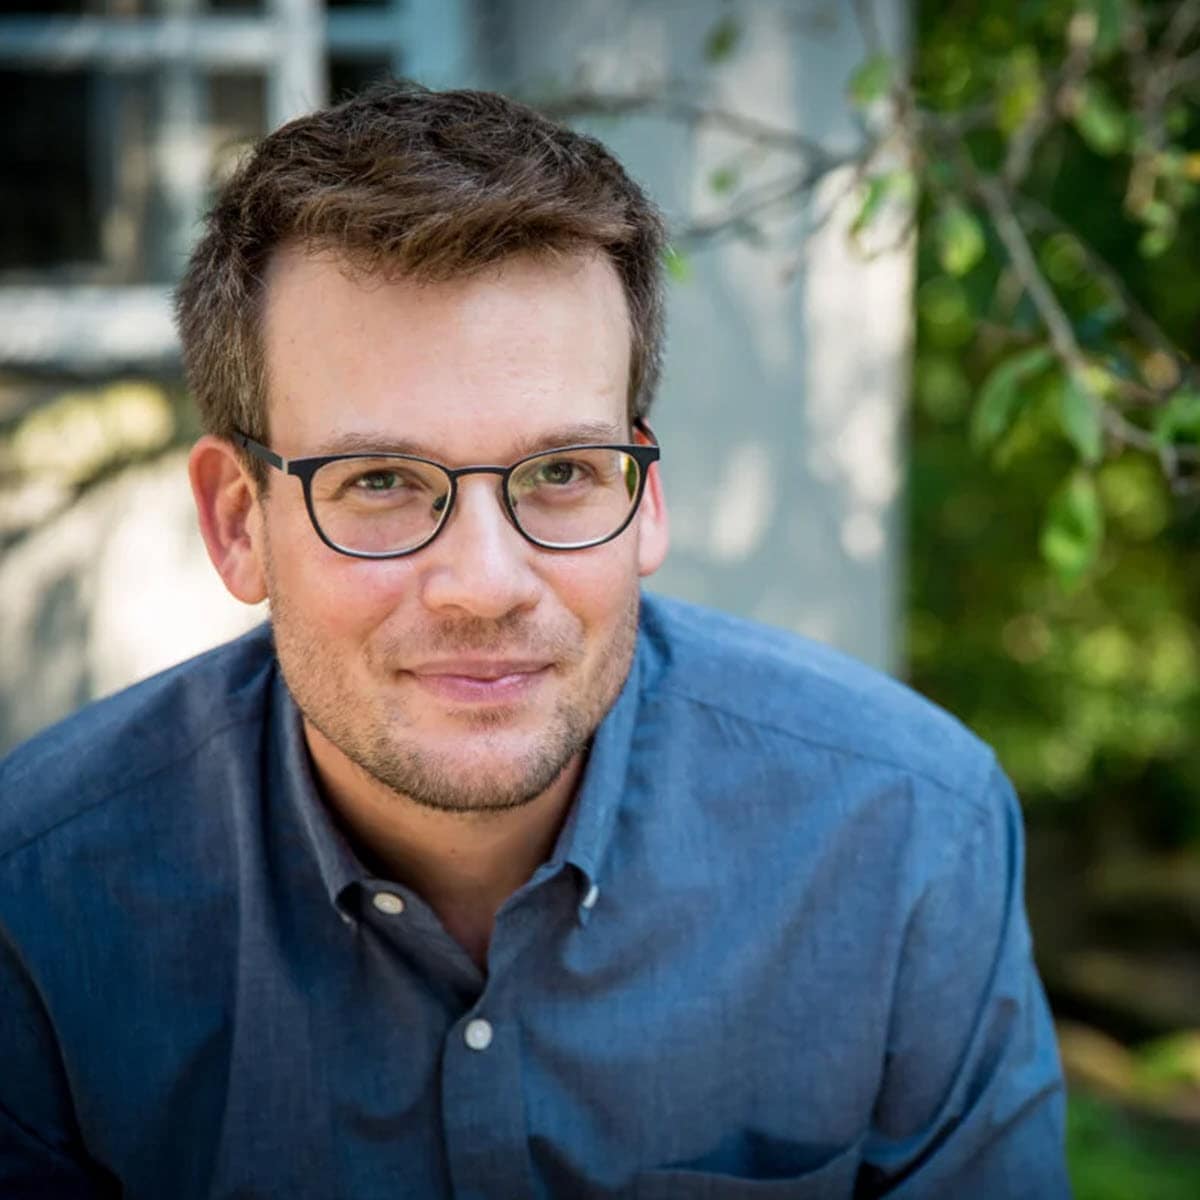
[0,81,1069,1197]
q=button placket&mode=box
[440,979,536,1196]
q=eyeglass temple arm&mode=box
[633,417,658,445]
[232,432,285,472]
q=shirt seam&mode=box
[647,680,997,813]
[0,711,265,867]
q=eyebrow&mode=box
[310,420,630,461]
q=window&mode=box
[0,0,463,367]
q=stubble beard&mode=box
[264,548,640,816]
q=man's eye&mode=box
[535,459,584,486]
[353,471,402,492]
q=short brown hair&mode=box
[175,80,667,478]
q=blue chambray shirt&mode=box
[0,593,1069,1198]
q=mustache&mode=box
[374,613,581,663]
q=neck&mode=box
[304,722,583,964]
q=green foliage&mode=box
[970,345,1054,450]
[1073,82,1129,157]
[1154,387,1200,445]
[909,0,1200,841]
[1135,1030,1200,1092]
[1067,1093,1200,1200]
[1057,372,1104,465]
[934,203,987,276]
[1082,0,1128,60]
[995,46,1045,135]
[848,53,896,107]
[1040,469,1104,582]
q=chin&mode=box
[317,698,591,815]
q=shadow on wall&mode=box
[0,449,263,753]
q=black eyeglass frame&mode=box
[232,420,661,559]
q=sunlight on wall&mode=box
[803,167,911,567]
[709,441,776,562]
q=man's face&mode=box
[251,247,668,813]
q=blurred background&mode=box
[0,0,1197,1192]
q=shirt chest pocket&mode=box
[631,1141,860,1199]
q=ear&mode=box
[635,453,670,579]
[188,435,268,604]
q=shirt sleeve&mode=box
[858,760,1072,1198]
[0,919,115,1198]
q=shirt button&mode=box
[581,883,600,910]
[464,1018,493,1051]
[372,892,405,915]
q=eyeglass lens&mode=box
[309,447,643,555]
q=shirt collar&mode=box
[268,624,645,914]
[545,629,642,893]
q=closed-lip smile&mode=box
[402,659,553,703]
[407,659,550,680]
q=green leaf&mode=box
[1139,227,1174,258]
[851,170,915,237]
[935,203,986,276]
[853,176,891,237]
[1139,199,1175,231]
[1082,0,1126,59]
[1040,471,1104,583]
[703,15,741,63]
[708,166,738,195]
[1057,372,1104,464]
[996,48,1044,136]
[971,345,1055,450]
[918,276,974,347]
[663,245,691,284]
[848,54,895,107]
[1075,82,1128,156]
[1153,388,1200,445]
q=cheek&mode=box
[316,561,417,633]
[267,507,416,635]
[539,545,639,633]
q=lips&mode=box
[403,659,553,704]
[408,659,550,680]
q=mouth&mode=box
[403,660,553,704]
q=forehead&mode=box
[260,247,632,460]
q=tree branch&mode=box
[975,175,1085,370]
[972,171,1199,469]
[678,158,862,245]
[537,89,835,158]
[1014,193,1188,377]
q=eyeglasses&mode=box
[233,422,661,559]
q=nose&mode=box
[416,474,542,618]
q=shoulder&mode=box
[637,593,995,802]
[0,624,277,860]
